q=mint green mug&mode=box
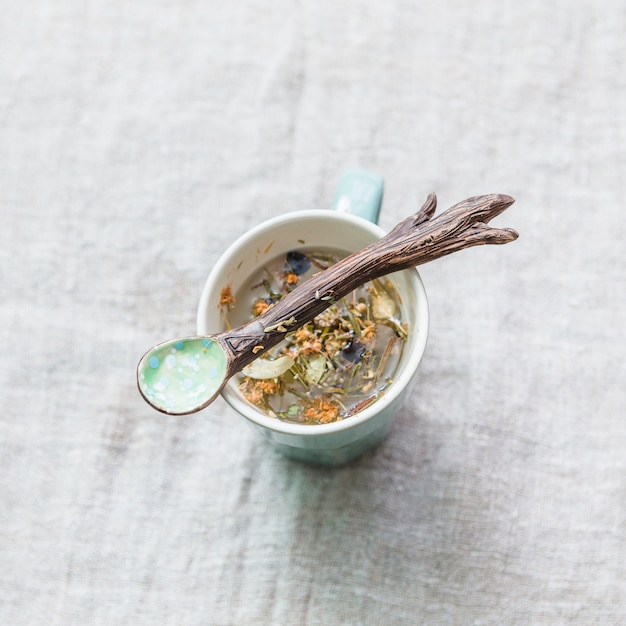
[196,170,429,466]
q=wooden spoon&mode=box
[137,193,518,415]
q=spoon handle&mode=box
[217,193,518,374]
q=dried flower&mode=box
[239,378,264,405]
[219,285,235,308]
[314,309,340,329]
[293,327,323,354]
[239,377,282,406]
[302,397,340,424]
[322,334,349,358]
[355,302,368,316]
[257,379,281,395]
[359,320,377,344]
[283,272,299,286]
[252,299,270,316]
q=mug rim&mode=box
[196,209,429,437]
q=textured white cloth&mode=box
[1,0,624,624]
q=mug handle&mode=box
[330,168,384,224]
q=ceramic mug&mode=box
[196,170,429,466]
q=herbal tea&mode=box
[220,248,408,425]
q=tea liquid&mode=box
[223,248,407,424]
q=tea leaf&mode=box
[242,355,294,380]
[277,403,302,421]
[370,280,407,339]
[371,283,398,321]
[304,354,327,385]
[262,277,282,301]
[264,316,297,333]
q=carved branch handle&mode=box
[217,193,518,375]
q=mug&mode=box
[196,169,429,466]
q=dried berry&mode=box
[285,251,311,275]
[340,339,366,364]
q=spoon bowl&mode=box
[137,337,228,414]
